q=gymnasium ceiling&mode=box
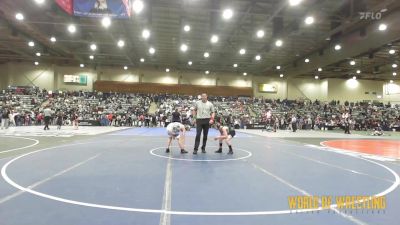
[0,0,399,81]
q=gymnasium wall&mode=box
[94,81,253,96]
[0,62,396,103]
[6,63,54,90]
[97,68,253,87]
[327,78,385,101]
[383,83,400,104]
[0,63,9,90]
[287,78,328,101]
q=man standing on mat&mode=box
[1,106,10,130]
[43,106,53,130]
[193,93,215,154]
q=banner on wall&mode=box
[258,84,278,93]
[64,75,87,85]
[73,0,131,18]
[56,0,73,15]
[79,120,101,126]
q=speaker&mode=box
[369,52,374,59]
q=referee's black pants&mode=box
[194,118,210,150]
[344,124,350,134]
[292,122,297,132]
[44,116,50,130]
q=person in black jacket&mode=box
[171,109,181,123]
[1,107,10,130]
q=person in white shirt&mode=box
[165,122,188,154]
[291,115,297,132]
[193,93,215,154]
[43,106,53,130]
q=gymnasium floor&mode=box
[0,127,399,225]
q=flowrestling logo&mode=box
[359,9,386,20]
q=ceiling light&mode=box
[205,70,210,74]
[350,60,356,66]
[28,41,35,47]
[34,61,39,66]
[318,68,322,72]
[334,44,341,51]
[34,0,45,4]
[89,55,94,60]
[239,48,246,55]
[276,65,281,70]
[275,39,283,47]
[68,24,76,33]
[180,44,188,52]
[50,36,56,42]
[36,52,41,57]
[101,17,111,28]
[280,74,284,78]
[233,64,238,68]
[117,40,125,48]
[90,44,97,51]
[210,35,219,43]
[15,13,24,21]
[166,68,170,73]
[183,25,191,32]
[80,64,85,68]
[132,0,144,14]
[315,75,319,80]
[390,80,393,83]
[124,66,128,70]
[289,0,303,6]
[140,58,145,62]
[378,23,387,31]
[256,30,265,38]
[255,55,261,61]
[389,49,396,54]
[142,29,150,39]
[352,76,357,80]
[243,72,247,76]
[204,52,210,58]
[188,61,192,66]
[304,16,314,25]
[393,72,397,76]
[305,58,310,63]
[222,9,233,20]
[149,47,155,54]
[356,70,361,74]
[392,64,398,68]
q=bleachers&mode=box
[1,90,399,131]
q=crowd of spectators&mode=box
[1,88,399,133]
[252,99,400,133]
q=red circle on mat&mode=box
[323,140,400,159]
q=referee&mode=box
[193,93,215,154]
